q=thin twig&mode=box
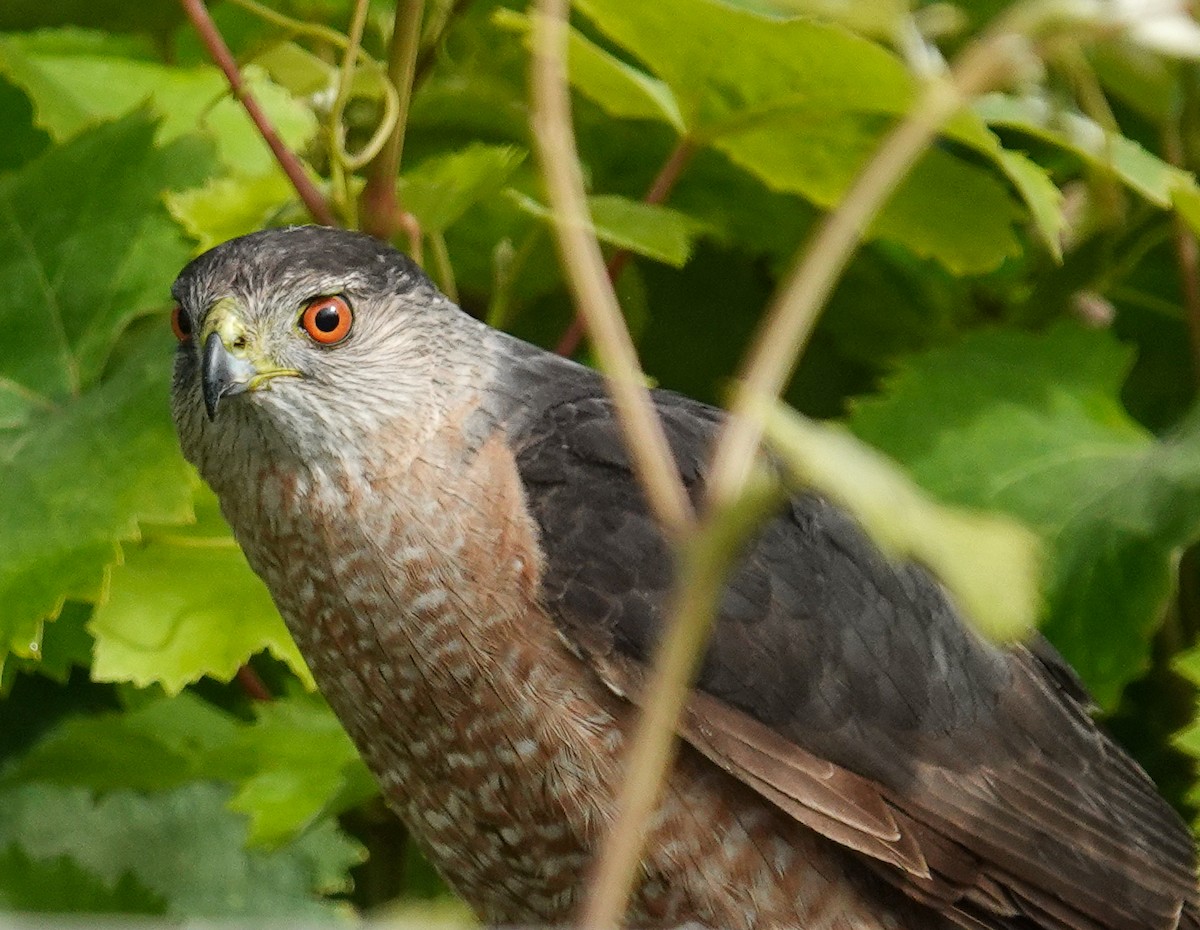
[361,0,426,240]
[555,138,698,357]
[179,0,337,227]
[530,0,693,537]
[706,33,1023,507]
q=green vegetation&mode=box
[2,0,1200,918]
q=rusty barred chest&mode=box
[216,426,903,930]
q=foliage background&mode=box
[2,0,1200,920]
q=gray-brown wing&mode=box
[505,381,1198,930]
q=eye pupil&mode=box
[314,305,341,332]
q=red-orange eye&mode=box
[300,296,353,345]
[171,305,192,342]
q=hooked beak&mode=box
[199,299,302,421]
[202,332,260,420]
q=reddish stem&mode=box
[554,139,696,357]
[236,664,273,701]
[179,0,338,227]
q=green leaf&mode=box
[5,602,95,687]
[0,111,209,396]
[213,696,376,846]
[399,143,527,234]
[254,41,336,97]
[764,403,1041,642]
[566,0,1026,273]
[975,93,1196,208]
[511,191,705,267]
[493,9,684,131]
[0,111,204,665]
[0,844,166,914]
[167,171,297,253]
[90,485,314,695]
[3,691,239,793]
[573,0,914,131]
[0,782,356,918]
[714,111,1021,273]
[0,75,50,173]
[0,329,194,668]
[5,692,372,847]
[995,148,1065,261]
[0,35,316,175]
[850,324,1200,707]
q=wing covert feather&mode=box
[496,357,1198,930]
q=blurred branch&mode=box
[361,0,426,242]
[578,473,783,930]
[555,138,698,357]
[530,0,694,537]
[179,0,337,227]
[706,28,1030,506]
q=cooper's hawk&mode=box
[170,226,1199,930]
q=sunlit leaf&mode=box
[399,143,527,234]
[90,486,314,694]
[511,190,706,267]
[0,34,316,174]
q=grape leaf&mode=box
[0,111,210,396]
[0,844,166,915]
[0,75,49,172]
[849,323,1200,707]
[975,93,1197,209]
[511,191,705,267]
[493,8,684,130]
[208,696,377,846]
[559,0,1027,273]
[90,485,314,694]
[0,782,357,918]
[399,143,527,234]
[5,691,372,848]
[0,329,194,668]
[167,171,298,252]
[713,110,1020,274]
[0,34,316,175]
[0,112,205,664]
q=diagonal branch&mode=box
[179,0,337,227]
[705,32,1023,507]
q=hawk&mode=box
[170,226,1199,930]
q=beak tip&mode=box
[203,391,219,421]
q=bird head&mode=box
[170,226,469,486]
